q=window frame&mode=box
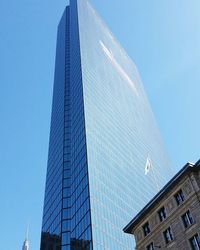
[181,210,194,228]
[189,234,200,250]
[163,227,173,244]
[174,189,185,205]
[146,242,155,250]
[158,206,167,222]
[142,222,151,237]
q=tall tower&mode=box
[40,0,173,249]
[22,226,29,250]
[22,239,29,250]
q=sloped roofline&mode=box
[123,159,200,234]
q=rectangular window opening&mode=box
[182,210,194,228]
[163,227,173,244]
[143,222,151,237]
[158,206,167,222]
[174,189,185,205]
[189,234,200,250]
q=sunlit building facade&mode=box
[40,0,173,249]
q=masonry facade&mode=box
[124,160,200,250]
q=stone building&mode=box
[124,159,200,250]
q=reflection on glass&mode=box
[71,238,90,250]
[40,232,61,250]
[40,0,174,249]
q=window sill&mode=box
[184,223,196,233]
[165,240,175,248]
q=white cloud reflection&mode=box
[100,40,138,96]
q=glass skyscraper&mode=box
[40,0,173,249]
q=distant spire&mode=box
[22,225,29,250]
[22,239,29,250]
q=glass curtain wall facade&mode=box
[40,0,173,249]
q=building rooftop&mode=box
[123,159,200,234]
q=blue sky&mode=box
[0,0,199,249]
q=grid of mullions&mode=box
[77,0,173,249]
[61,6,71,247]
[61,1,92,249]
[41,14,66,236]
[41,3,93,249]
[40,8,67,250]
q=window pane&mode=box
[163,227,173,244]
[143,222,150,236]
[182,210,194,228]
[174,190,185,205]
[158,207,166,222]
[189,234,200,250]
